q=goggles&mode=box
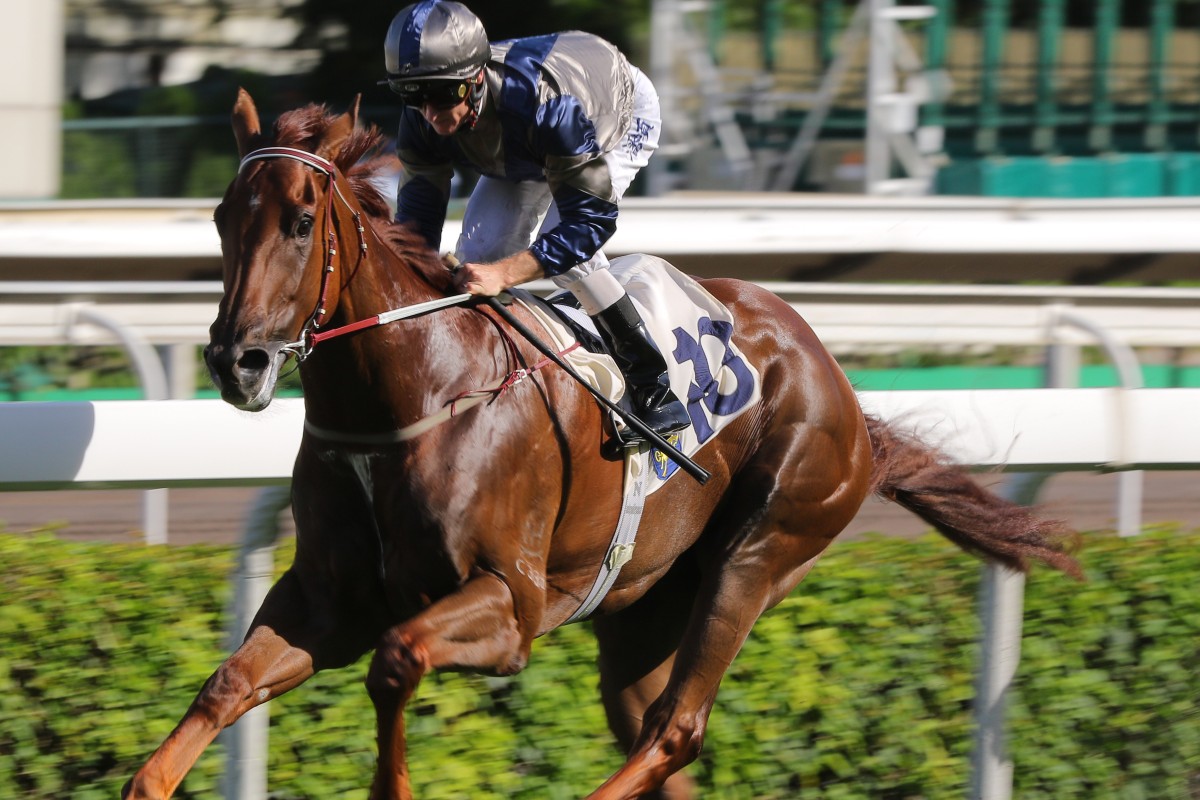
[384,76,472,110]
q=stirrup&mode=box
[613,428,686,453]
[614,402,690,447]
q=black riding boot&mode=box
[593,294,691,441]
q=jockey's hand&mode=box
[453,251,544,297]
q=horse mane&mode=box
[268,103,455,293]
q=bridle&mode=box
[236,146,369,360]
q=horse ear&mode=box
[232,87,262,158]
[315,95,362,163]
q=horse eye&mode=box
[295,215,314,239]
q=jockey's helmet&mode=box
[384,1,490,85]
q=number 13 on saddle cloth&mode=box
[519,254,763,491]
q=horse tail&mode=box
[863,414,1084,579]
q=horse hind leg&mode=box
[593,562,700,800]
[122,570,372,800]
[585,530,832,800]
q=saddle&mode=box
[508,254,762,488]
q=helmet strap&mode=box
[464,69,486,130]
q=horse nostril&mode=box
[204,344,228,371]
[237,348,271,373]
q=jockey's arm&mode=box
[456,160,617,297]
[536,141,621,257]
[395,110,455,249]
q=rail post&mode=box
[67,304,170,544]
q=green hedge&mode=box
[1,527,1197,799]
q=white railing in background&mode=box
[6,280,1200,350]
[3,391,1196,491]
[4,195,1200,259]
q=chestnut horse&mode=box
[123,90,1080,800]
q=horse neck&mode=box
[298,213,475,428]
[336,221,440,329]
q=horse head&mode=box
[205,88,365,410]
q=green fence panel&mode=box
[1047,157,1107,198]
[1166,153,1200,196]
[934,159,982,195]
[935,153,1195,198]
[1104,153,1168,197]
[845,365,1200,392]
[983,157,1050,197]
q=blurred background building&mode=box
[2,2,63,198]
[4,0,1198,203]
[64,0,317,101]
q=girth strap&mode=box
[564,446,652,624]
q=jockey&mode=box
[383,0,690,441]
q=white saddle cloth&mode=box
[518,254,762,495]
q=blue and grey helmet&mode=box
[384,1,490,81]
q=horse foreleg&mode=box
[366,571,525,800]
[123,570,361,800]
